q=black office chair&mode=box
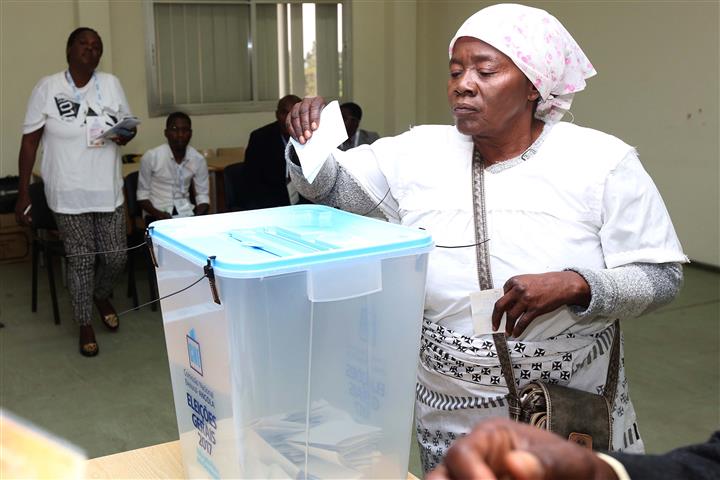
[223,162,249,211]
[29,181,64,325]
[123,171,158,311]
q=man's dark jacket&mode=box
[609,430,720,479]
[243,120,290,209]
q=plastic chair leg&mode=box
[144,249,158,311]
[45,250,61,325]
[31,240,39,313]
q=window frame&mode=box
[143,0,352,117]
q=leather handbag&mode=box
[493,321,620,450]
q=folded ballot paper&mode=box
[248,400,382,479]
[288,420,382,470]
[289,101,348,184]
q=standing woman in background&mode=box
[14,27,137,357]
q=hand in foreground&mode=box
[426,418,616,480]
[492,271,591,337]
[286,96,325,144]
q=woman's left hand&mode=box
[111,127,137,146]
[491,271,591,337]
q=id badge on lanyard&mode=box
[65,71,106,147]
[86,116,106,148]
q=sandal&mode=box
[79,325,99,357]
[94,297,119,331]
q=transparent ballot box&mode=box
[150,205,433,479]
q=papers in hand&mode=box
[93,116,141,141]
[289,101,348,184]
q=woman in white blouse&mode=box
[284,4,687,472]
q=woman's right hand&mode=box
[286,96,325,144]
[15,193,32,226]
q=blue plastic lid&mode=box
[149,205,434,278]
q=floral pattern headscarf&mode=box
[449,3,596,123]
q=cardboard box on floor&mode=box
[0,212,30,264]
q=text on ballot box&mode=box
[149,205,433,479]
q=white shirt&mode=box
[23,71,131,213]
[137,143,210,217]
[331,122,687,340]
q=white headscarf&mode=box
[449,3,596,123]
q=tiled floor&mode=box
[1,259,717,478]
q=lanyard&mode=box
[65,70,102,107]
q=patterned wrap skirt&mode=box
[415,319,645,472]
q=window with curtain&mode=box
[145,0,349,116]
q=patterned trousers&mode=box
[53,206,127,326]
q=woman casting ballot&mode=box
[15,27,137,357]
[284,3,687,472]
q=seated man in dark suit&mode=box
[427,418,720,480]
[243,94,302,209]
[339,102,380,151]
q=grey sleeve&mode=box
[566,262,684,319]
[286,144,389,220]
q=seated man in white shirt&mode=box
[137,112,210,222]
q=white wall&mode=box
[1,1,75,174]
[350,0,417,137]
[416,1,719,266]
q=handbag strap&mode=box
[603,320,621,407]
[493,332,521,420]
[493,320,622,414]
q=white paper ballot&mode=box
[289,100,348,184]
[470,288,505,335]
[249,399,382,477]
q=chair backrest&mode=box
[223,162,248,211]
[123,171,142,219]
[122,153,141,164]
[28,182,57,231]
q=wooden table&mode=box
[206,155,244,172]
[86,441,182,479]
[120,155,243,176]
[86,440,420,479]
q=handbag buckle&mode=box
[568,432,593,450]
